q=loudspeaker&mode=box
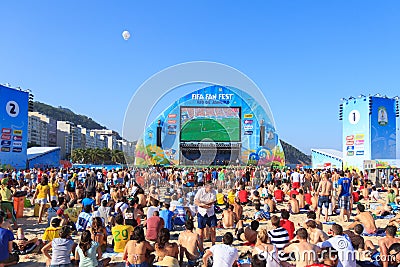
[156,127,162,147]
[260,125,265,146]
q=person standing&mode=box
[202,232,238,267]
[316,173,333,222]
[338,171,353,222]
[32,176,51,224]
[194,184,217,245]
[0,179,17,229]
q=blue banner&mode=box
[0,85,28,169]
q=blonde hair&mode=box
[258,228,269,243]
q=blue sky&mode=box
[1,1,400,154]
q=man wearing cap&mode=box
[194,184,217,245]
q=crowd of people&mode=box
[0,167,399,267]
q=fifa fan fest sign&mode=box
[341,95,398,171]
[122,62,285,167]
[0,85,29,169]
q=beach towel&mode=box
[322,221,335,225]
[362,229,386,237]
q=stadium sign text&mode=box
[191,93,234,100]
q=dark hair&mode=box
[255,204,261,211]
[332,224,343,236]
[357,203,365,212]
[251,254,266,267]
[102,200,108,207]
[185,219,194,231]
[281,210,290,220]
[79,230,93,257]
[59,225,71,238]
[271,215,280,227]
[132,226,145,243]
[115,214,124,225]
[386,225,397,237]
[84,205,91,213]
[40,176,48,186]
[306,220,317,229]
[157,228,170,249]
[354,224,364,235]
[51,217,62,227]
[291,194,297,199]
[298,189,304,194]
[307,211,317,220]
[388,243,400,262]
[51,200,58,208]
[222,232,234,245]
[251,220,260,231]
[92,217,104,233]
[296,228,308,240]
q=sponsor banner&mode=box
[355,134,364,140]
[12,147,22,153]
[13,141,22,147]
[244,130,253,135]
[244,119,253,124]
[244,114,253,118]
[346,146,354,151]
[1,140,11,146]
[13,130,22,135]
[1,128,11,134]
[1,147,10,152]
[167,125,177,130]
[356,151,364,156]
[168,114,177,118]
[1,134,11,140]
[346,135,354,141]
[346,140,354,146]
[347,151,354,156]
[355,140,364,145]
[167,120,176,124]
[168,131,177,135]
[243,125,254,131]
[13,136,22,141]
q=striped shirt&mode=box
[268,227,289,251]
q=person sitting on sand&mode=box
[0,213,19,266]
[13,227,42,255]
[154,228,179,262]
[178,219,204,267]
[280,210,295,240]
[273,186,285,203]
[123,226,155,267]
[303,211,323,230]
[220,205,238,229]
[265,194,278,213]
[346,203,377,235]
[283,228,321,267]
[305,220,328,245]
[236,220,259,245]
[288,194,299,214]
[343,224,375,253]
[42,217,61,244]
[252,228,280,267]
[233,198,243,220]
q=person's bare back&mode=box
[222,210,237,229]
[318,180,332,196]
[123,240,154,265]
[309,228,328,244]
[284,240,321,267]
[178,230,203,261]
[155,242,179,261]
[289,198,300,214]
[233,203,243,219]
[357,212,377,234]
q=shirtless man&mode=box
[221,205,238,229]
[311,192,318,211]
[236,220,259,244]
[298,189,305,209]
[346,203,377,235]
[305,220,328,244]
[265,195,277,213]
[178,219,204,267]
[379,225,400,267]
[233,198,243,219]
[123,226,155,266]
[283,228,321,267]
[316,173,332,222]
[288,194,299,214]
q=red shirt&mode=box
[274,190,284,202]
[146,216,164,241]
[238,190,248,203]
[289,190,299,197]
[304,193,312,205]
[352,191,359,203]
[280,219,295,240]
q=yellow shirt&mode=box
[0,187,12,202]
[228,192,236,204]
[64,207,79,223]
[49,182,59,197]
[112,224,134,253]
[37,184,50,199]
[216,193,225,205]
[42,226,60,242]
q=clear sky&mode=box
[1,1,400,154]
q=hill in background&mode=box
[33,101,106,130]
[33,101,311,165]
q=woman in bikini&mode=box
[90,217,107,252]
[123,226,155,267]
[154,228,179,262]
